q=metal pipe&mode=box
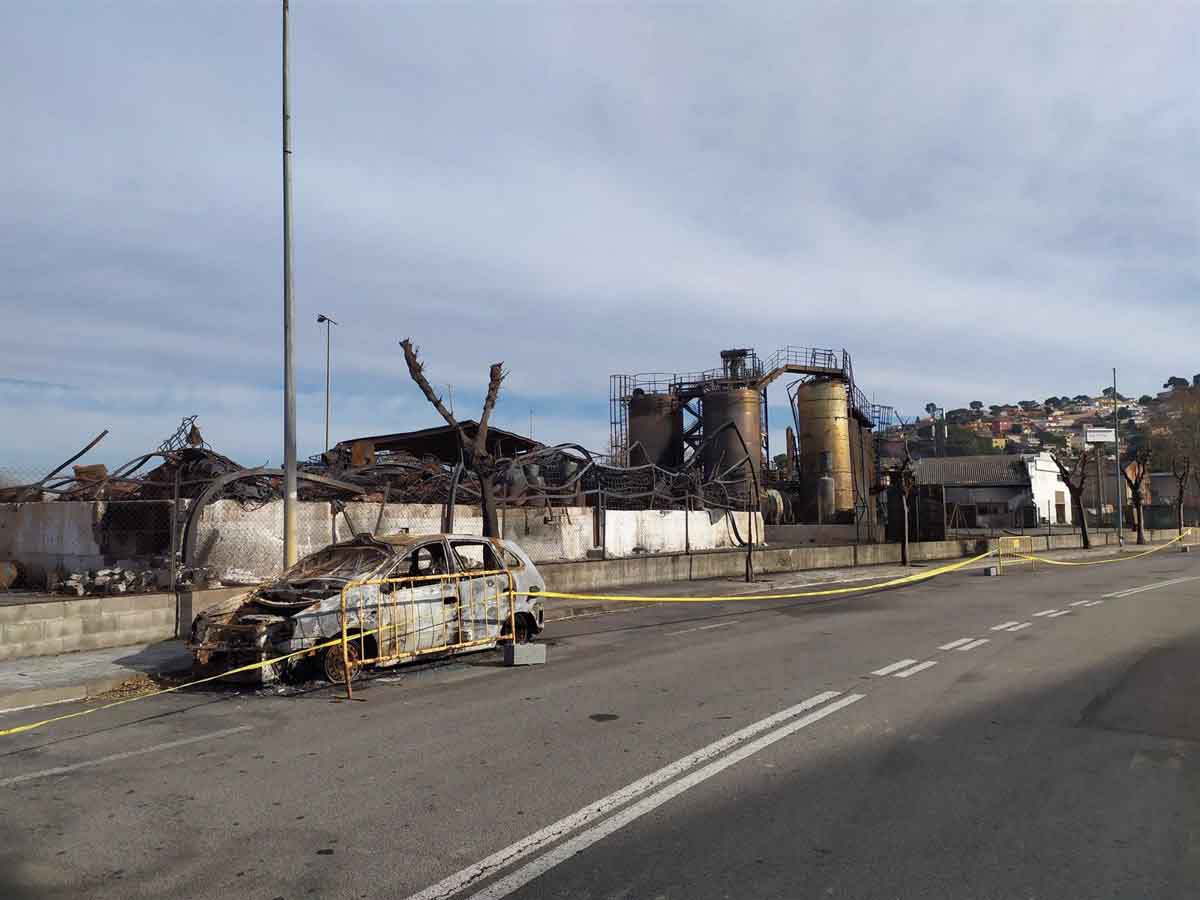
[282,0,298,567]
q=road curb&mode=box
[0,674,139,715]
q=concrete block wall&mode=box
[0,502,106,583]
[603,510,763,557]
[0,593,176,660]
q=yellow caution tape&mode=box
[516,550,996,603]
[1008,529,1192,566]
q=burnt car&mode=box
[188,532,545,683]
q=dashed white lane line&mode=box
[871,659,919,676]
[459,694,866,900]
[402,691,844,900]
[1069,600,1090,607]
[957,638,990,651]
[665,620,740,636]
[1102,576,1200,599]
[0,725,253,788]
[1083,600,1103,607]
[1032,609,1059,617]
[892,660,938,679]
[1047,610,1072,618]
[991,621,1020,631]
[1007,622,1032,632]
[938,638,975,650]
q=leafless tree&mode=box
[1171,456,1192,535]
[1153,385,1200,534]
[400,339,505,537]
[894,443,916,566]
[1121,444,1152,545]
[1050,448,1091,550]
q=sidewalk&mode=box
[0,640,191,714]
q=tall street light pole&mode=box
[1113,367,1123,547]
[317,314,338,453]
[282,0,298,567]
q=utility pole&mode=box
[317,314,338,453]
[1113,368,1123,547]
[282,0,298,567]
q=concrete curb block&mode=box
[0,673,140,715]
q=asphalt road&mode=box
[2,548,1199,899]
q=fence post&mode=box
[169,467,181,595]
[340,586,353,701]
[600,487,607,560]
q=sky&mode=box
[2,1,1197,479]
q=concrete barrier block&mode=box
[984,565,1000,577]
[80,612,120,636]
[41,617,85,641]
[0,604,41,626]
[19,601,67,621]
[2,620,46,644]
[504,642,547,666]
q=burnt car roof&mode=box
[341,532,504,550]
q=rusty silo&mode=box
[793,378,855,515]
[702,387,762,485]
[627,389,684,468]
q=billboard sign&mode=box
[1085,427,1116,443]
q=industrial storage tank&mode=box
[848,416,877,525]
[793,379,855,515]
[627,389,684,468]
[702,388,762,486]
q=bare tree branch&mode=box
[472,362,506,460]
[400,338,459,431]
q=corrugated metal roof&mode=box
[915,455,1029,486]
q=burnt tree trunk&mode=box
[478,470,500,539]
[1070,486,1090,549]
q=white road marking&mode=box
[957,638,990,651]
[462,694,866,900]
[1048,610,1072,618]
[401,691,843,900]
[892,660,938,678]
[1083,600,1103,607]
[664,620,740,636]
[1069,600,1090,607]
[1007,622,1032,632]
[1102,576,1200,599]
[871,659,919,676]
[938,638,975,650]
[991,621,1020,631]
[0,725,252,788]
[1032,609,1059,617]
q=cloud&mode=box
[2,2,1196,472]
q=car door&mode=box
[448,539,507,643]
[376,540,456,658]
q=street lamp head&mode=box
[317,313,339,325]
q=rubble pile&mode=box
[52,562,170,596]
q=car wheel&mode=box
[514,614,533,644]
[322,640,362,684]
